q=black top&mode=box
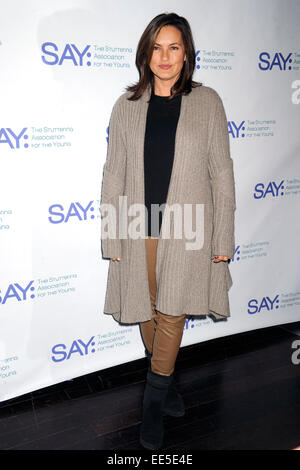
[144,89,182,237]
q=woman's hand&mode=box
[111,257,121,261]
[212,255,230,263]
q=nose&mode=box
[161,48,169,61]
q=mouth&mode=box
[159,65,172,69]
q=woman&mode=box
[100,12,236,450]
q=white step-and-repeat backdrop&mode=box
[1,0,300,402]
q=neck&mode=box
[153,80,173,97]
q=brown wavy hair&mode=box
[126,12,202,102]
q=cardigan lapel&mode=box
[136,83,192,285]
[137,82,191,230]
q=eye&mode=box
[153,45,179,51]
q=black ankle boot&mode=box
[145,348,185,417]
[140,368,173,450]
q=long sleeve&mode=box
[208,92,236,259]
[100,97,126,259]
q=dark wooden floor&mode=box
[1,322,300,451]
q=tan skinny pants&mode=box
[139,236,186,376]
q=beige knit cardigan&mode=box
[100,82,236,324]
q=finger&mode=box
[213,255,228,263]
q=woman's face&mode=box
[149,25,187,88]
